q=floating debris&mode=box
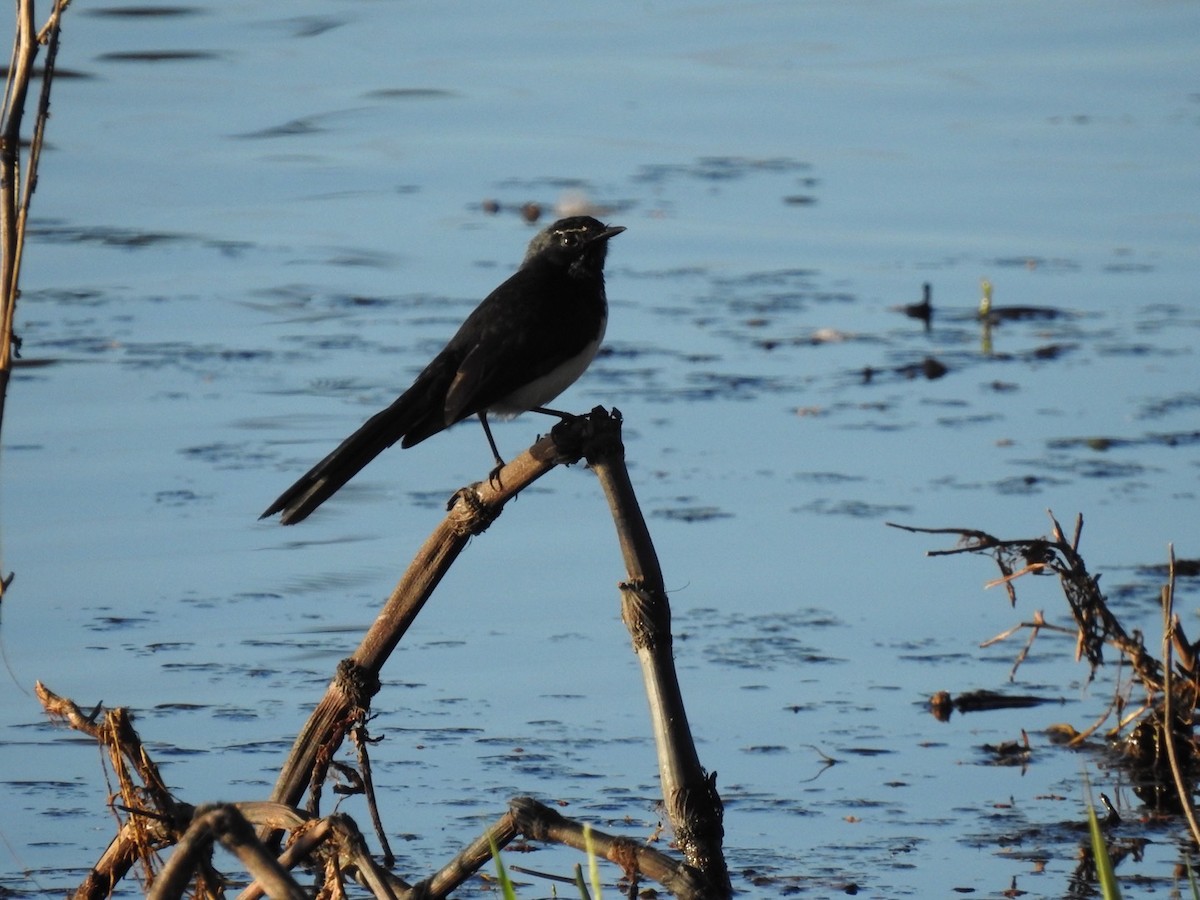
[893,282,933,328]
[929,689,1063,721]
[979,278,1066,322]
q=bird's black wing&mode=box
[432,261,604,422]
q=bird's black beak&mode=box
[591,224,626,243]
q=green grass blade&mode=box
[583,823,602,899]
[573,863,592,899]
[1087,801,1121,900]
[488,833,518,900]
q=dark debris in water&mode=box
[983,305,1071,323]
[897,356,948,380]
[893,282,933,325]
[1048,430,1200,452]
[857,355,959,386]
[929,689,1066,722]
[992,473,1069,496]
[979,736,1034,767]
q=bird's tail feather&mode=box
[261,398,422,525]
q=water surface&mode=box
[2,1,1199,896]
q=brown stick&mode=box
[0,1,37,338]
[38,682,329,900]
[36,682,184,899]
[234,808,410,900]
[584,410,730,896]
[148,805,308,900]
[509,796,715,900]
[1160,547,1200,846]
[417,805,522,898]
[0,0,69,439]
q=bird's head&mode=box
[522,216,625,275]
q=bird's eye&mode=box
[559,230,581,248]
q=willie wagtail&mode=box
[261,215,624,524]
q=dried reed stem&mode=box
[584,410,730,895]
[1160,547,1200,845]
[0,0,69,436]
[148,805,307,900]
[508,796,715,900]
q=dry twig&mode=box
[890,511,1161,687]
[1160,547,1200,845]
[0,0,70,437]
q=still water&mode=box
[2,0,1198,896]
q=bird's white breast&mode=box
[489,320,607,417]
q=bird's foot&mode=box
[487,457,506,490]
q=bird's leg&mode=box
[477,412,506,488]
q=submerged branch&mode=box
[895,513,1200,820]
[889,511,1161,687]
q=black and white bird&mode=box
[261,215,624,525]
